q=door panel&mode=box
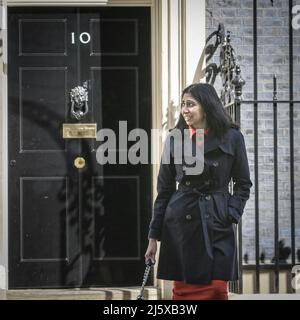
[90,18,138,55]
[19,19,67,55]
[8,7,152,288]
[20,67,68,151]
[21,177,68,261]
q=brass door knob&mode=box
[74,157,86,169]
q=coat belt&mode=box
[177,183,228,195]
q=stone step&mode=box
[3,289,299,300]
[0,287,161,300]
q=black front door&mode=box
[8,7,152,288]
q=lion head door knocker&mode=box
[70,81,89,120]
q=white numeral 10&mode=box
[71,32,91,44]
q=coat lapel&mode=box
[204,131,221,154]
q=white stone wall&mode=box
[0,1,8,289]
[206,0,300,264]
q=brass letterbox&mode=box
[63,123,97,139]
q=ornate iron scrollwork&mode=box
[219,31,238,107]
[232,65,245,103]
[70,81,89,120]
[205,23,225,85]
[205,24,245,108]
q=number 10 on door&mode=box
[71,32,91,44]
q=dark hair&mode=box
[174,83,239,138]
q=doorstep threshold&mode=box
[0,286,161,300]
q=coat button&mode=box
[205,195,211,201]
[205,214,210,219]
[185,214,192,221]
[185,181,191,186]
[212,161,219,167]
[204,180,210,186]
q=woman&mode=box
[145,83,252,300]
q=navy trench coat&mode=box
[148,127,252,284]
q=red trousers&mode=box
[172,280,228,300]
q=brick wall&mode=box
[206,0,300,264]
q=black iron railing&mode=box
[206,0,299,294]
[240,77,300,294]
[239,0,298,294]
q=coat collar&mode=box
[203,129,235,156]
[172,127,236,157]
